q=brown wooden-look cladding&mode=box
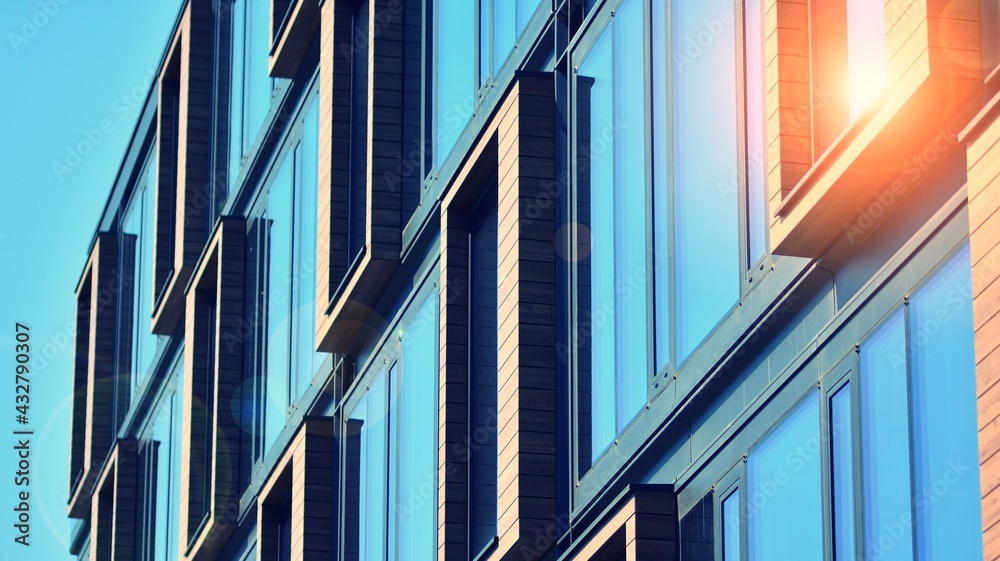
[437,73,560,561]
[180,217,245,561]
[316,0,405,354]
[257,418,336,561]
[565,486,678,561]
[961,76,1000,561]
[89,443,140,561]
[151,0,215,336]
[68,233,121,520]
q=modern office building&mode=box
[65,0,1000,559]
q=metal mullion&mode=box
[665,0,677,380]
[903,300,920,559]
[642,0,656,397]
[568,59,582,510]
[849,352,865,561]
[734,0,751,286]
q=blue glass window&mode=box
[344,368,388,561]
[723,490,741,561]
[747,394,823,561]
[577,0,752,470]
[291,97,321,400]
[858,245,983,560]
[245,93,321,466]
[576,0,649,465]
[831,385,856,561]
[229,0,273,182]
[860,310,913,561]
[263,152,292,456]
[434,0,475,169]
[670,0,740,361]
[119,146,160,408]
[479,0,542,86]
[909,245,982,559]
[391,289,439,559]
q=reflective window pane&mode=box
[910,245,982,560]
[578,23,615,460]
[392,290,439,559]
[612,0,649,432]
[831,385,855,561]
[264,154,292,455]
[747,394,823,561]
[576,0,648,466]
[723,490,741,561]
[493,0,515,74]
[860,310,913,561]
[672,0,740,361]
[435,0,475,168]
[292,96,321,400]
[344,368,388,561]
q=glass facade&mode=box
[67,1,994,560]
[859,245,982,560]
[434,0,475,170]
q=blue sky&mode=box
[0,1,182,558]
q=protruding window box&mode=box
[256,418,335,560]
[68,233,123,520]
[268,0,320,78]
[180,217,245,561]
[315,0,406,353]
[768,0,984,259]
[150,0,214,336]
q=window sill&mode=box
[269,0,318,79]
